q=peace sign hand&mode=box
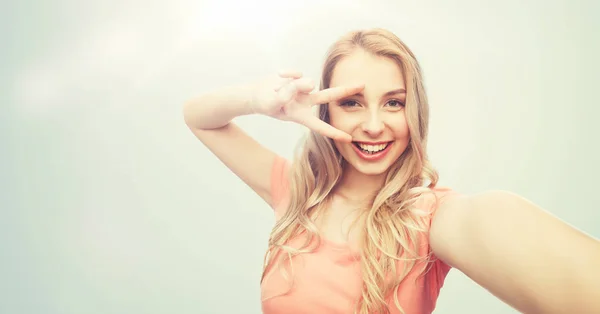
[250,71,364,143]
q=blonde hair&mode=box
[262,28,441,314]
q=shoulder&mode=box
[409,186,462,259]
[412,186,463,225]
[407,187,463,301]
[411,186,463,261]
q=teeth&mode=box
[357,143,388,152]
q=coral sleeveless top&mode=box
[261,156,458,314]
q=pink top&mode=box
[261,156,459,314]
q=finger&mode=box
[274,70,302,91]
[296,114,352,143]
[275,81,298,105]
[278,70,303,79]
[274,77,314,93]
[310,84,365,105]
[293,77,315,93]
[274,78,294,92]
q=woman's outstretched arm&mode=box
[430,190,600,314]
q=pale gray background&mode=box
[2,0,599,313]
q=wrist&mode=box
[241,83,259,115]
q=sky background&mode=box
[2,0,599,313]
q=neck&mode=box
[333,164,387,203]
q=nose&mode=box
[361,111,385,137]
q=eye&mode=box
[386,99,405,108]
[339,100,360,107]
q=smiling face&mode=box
[327,49,411,176]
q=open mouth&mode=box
[352,141,392,155]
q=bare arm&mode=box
[183,83,256,130]
[430,190,600,314]
[182,78,294,206]
[182,73,363,206]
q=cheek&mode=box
[328,109,352,131]
[391,114,410,137]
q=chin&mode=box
[351,162,392,176]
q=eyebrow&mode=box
[352,88,407,98]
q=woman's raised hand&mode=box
[250,71,364,143]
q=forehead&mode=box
[329,50,406,92]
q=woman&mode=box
[182,28,600,314]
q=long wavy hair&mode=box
[261,28,441,314]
